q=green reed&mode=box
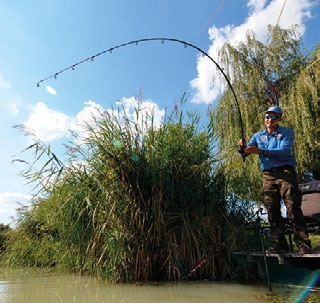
[2,101,252,282]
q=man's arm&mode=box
[245,128,294,156]
[258,129,294,157]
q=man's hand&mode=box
[244,145,261,155]
[238,138,249,161]
[238,138,246,147]
[238,138,261,155]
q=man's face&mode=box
[265,111,282,127]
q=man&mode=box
[238,105,311,253]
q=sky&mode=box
[0,0,319,226]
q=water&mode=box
[0,268,319,303]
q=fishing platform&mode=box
[234,181,320,285]
[234,250,320,268]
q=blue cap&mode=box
[266,106,282,114]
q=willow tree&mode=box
[212,25,318,202]
[284,44,319,180]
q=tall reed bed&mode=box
[2,102,251,282]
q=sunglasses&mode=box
[265,115,280,120]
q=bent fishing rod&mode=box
[36,37,246,161]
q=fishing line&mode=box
[37,37,245,143]
[196,0,225,36]
[276,0,287,27]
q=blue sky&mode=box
[0,0,319,225]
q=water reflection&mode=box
[0,268,319,303]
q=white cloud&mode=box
[138,99,165,129]
[10,103,19,116]
[111,97,165,132]
[0,98,20,117]
[23,98,165,143]
[70,100,105,141]
[75,100,104,126]
[72,97,166,145]
[24,102,72,141]
[0,191,33,225]
[191,0,314,104]
[24,101,104,142]
[45,85,57,95]
[247,0,266,12]
[0,73,11,90]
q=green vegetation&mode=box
[1,101,256,282]
[0,224,10,253]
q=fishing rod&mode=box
[36,37,245,160]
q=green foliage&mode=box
[213,25,319,201]
[2,101,253,282]
[0,224,10,253]
[284,44,320,180]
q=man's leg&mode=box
[280,167,311,251]
[263,172,289,251]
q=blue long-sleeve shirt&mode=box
[247,125,297,171]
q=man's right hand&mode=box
[238,138,246,147]
[238,138,250,161]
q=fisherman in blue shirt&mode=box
[239,106,311,254]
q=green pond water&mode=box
[0,268,319,303]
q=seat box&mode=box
[299,181,320,217]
